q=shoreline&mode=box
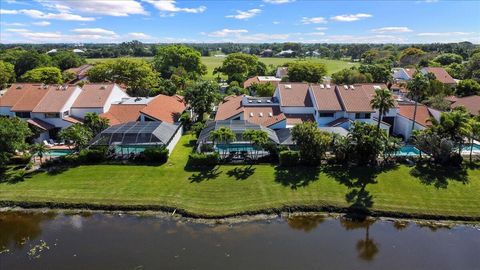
[1,200,479,224]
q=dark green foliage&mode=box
[78,148,106,164]
[188,152,219,167]
[184,80,219,122]
[142,147,169,164]
[279,150,300,167]
[358,64,392,83]
[291,122,332,166]
[249,82,275,96]
[214,53,266,83]
[433,53,463,66]
[191,122,207,138]
[332,67,372,84]
[51,51,86,70]
[154,45,206,80]
[287,62,327,83]
[456,79,480,97]
[20,67,63,84]
[0,117,32,167]
[0,60,15,88]
[347,122,387,166]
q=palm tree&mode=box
[438,107,471,155]
[84,112,109,136]
[31,143,49,165]
[407,73,430,137]
[243,129,269,160]
[370,88,395,134]
[468,117,480,163]
[210,127,235,158]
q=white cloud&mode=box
[263,0,295,4]
[301,17,327,24]
[226,9,261,20]
[273,21,280,25]
[2,9,95,21]
[417,32,472,36]
[5,28,30,33]
[371,27,413,33]
[1,22,27,26]
[144,0,206,14]
[206,29,248,37]
[127,32,153,40]
[72,28,118,37]
[315,27,328,31]
[305,32,326,36]
[331,13,372,22]
[32,21,51,26]
[38,0,148,16]
[318,34,407,43]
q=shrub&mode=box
[8,153,32,165]
[200,143,214,153]
[279,150,300,167]
[78,148,106,164]
[188,152,219,167]
[142,147,169,164]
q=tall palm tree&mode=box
[370,88,395,134]
[438,107,471,155]
[210,127,235,157]
[468,117,480,163]
[31,143,49,165]
[407,73,430,137]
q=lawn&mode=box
[1,134,479,219]
[86,56,357,79]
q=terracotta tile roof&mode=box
[277,83,313,107]
[100,104,146,126]
[215,95,245,121]
[398,103,434,127]
[63,115,83,124]
[423,67,456,84]
[72,83,116,108]
[0,84,51,112]
[65,64,93,78]
[243,106,286,127]
[404,68,417,78]
[140,94,186,123]
[243,76,281,88]
[285,114,315,125]
[335,84,379,113]
[450,95,480,116]
[310,84,342,111]
[27,118,55,131]
[32,85,79,113]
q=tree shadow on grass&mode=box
[274,166,320,190]
[188,166,222,183]
[226,166,256,180]
[409,161,469,189]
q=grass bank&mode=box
[1,135,479,220]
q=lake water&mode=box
[0,211,479,270]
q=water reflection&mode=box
[340,218,379,261]
[0,211,56,249]
[286,215,326,232]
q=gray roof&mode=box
[90,121,180,146]
[275,128,294,145]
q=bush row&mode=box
[188,152,219,167]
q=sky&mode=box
[0,0,479,44]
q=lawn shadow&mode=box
[409,161,469,189]
[188,166,222,183]
[274,166,320,189]
[226,166,256,180]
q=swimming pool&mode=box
[44,149,75,157]
[215,143,257,152]
[114,145,148,154]
[394,145,421,156]
[463,144,480,152]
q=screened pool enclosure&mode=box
[90,121,181,156]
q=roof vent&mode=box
[100,85,106,90]
[257,100,262,103]
[248,100,253,103]
[285,84,292,89]
[266,100,271,103]
[343,85,348,89]
[16,85,22,89]
[259,112,263,117]
[350,85,355,90]
[135,97,142,102]
[320,84,324,89]
[268,112,273,117]
[374,85,381,90]
[249,112,254,117]
[326,84,331,89]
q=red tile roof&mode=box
[336,84,380,113]
[32,85,79,113]
[243,76,281,88]
[72,83,117,108]
[1,84,50,112]
[310,84,342,111]
[215,95,245,121]
[450,95,480,116]
[63,116,83,124]
[243,106,286,127]
[100,104,146,125]
[398,103,434,127]
[140,94,186,123]
[277,83,313,107]
[27,118,55,131]
[423,67,456,84]
[404,68,417,78]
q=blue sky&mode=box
[1,0,479,43]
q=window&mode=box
[45,113,60,118]
[355,113,371,119]
[63,111,69,117]
[15,112,30,118]
[319,112,334,118]
[365,113,371,119]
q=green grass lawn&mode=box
[1,134,479,218]
[86,56,357,79]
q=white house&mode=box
[70,83,129,118]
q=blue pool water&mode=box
[463,144,480,152]
[215,143,257,152]
[44,149,74,157]
[395,145,421,156]
[114,146,148,154]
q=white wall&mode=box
[60,86,82,113]
[315,111,344,126]
[30,112,72,128]
[34,131,50,144]
[70,108,104,119]
[394,114,425,140]
[104,84,129,112]
[166,125,183,154]
[280,106,315,114]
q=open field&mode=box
[1,135,479,219]
[86,56,357,79]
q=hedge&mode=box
[279,150,300,167]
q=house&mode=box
[394,102,442,139]
[392,68,416,82]
[420,67,456,86]
[70,83,129,118]
[65,64,94,83]
[275,67,288,79]
[275,50,294,57]
[446,95,480,116]
[243,76,281,89]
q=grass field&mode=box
[1,135,479,219]
[86,56,357,79]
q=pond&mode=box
[0,211,479,270]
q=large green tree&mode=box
[183,80,219,122]
[465,52,480,82]
[59,123,93,150]
[467,117,480,163]
[249,82,275,97]
[153,45,206,80]
[87,58,160,96]
[332,67,373,85]
[51,51,86,70]
[399,47,426,66]
[433,53,463,66]
[0,60,15,88]
[84,112,109,136]
[287,62,327,83]
[291,122,332,166]
[347,122,387,166]
[13,50,52,78]
[370,88,395,134]
[214,53,266,83]
[358,64,392,83]
[20,67,63,84]
[455,79,480,97]
[0,117,32,167]
[407,73,430,135]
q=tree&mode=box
[153,45,206,80]
[14,50,52,78]
[456,79,480,97]
[0,60,15,88]
[347,122,387,165]
[370,88,395,134]
[20,67,63,84]
[465,52,480,82]
[214,53,266,83]
[249,82,275,97]
[84,112,109,136]
[31,143,49,165]
[210,127,236,157]
[243,129,269,160]
[407,73,430,135]
[413,129,455,165]
[435,107,471,155]
[291,122,332,166]
[467,117,480,163]
[225,81,248,96]
[87,58,159,96]
[446,63,466,80]
[433,53,463,66]
[399,47,426,66]
[358,64,392,83]
[332,68,373,85]
[183,81,219,122]
[59,123,93,150]
[287,62,327,83]
[51,51,86,70]
[0,117,32,167]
